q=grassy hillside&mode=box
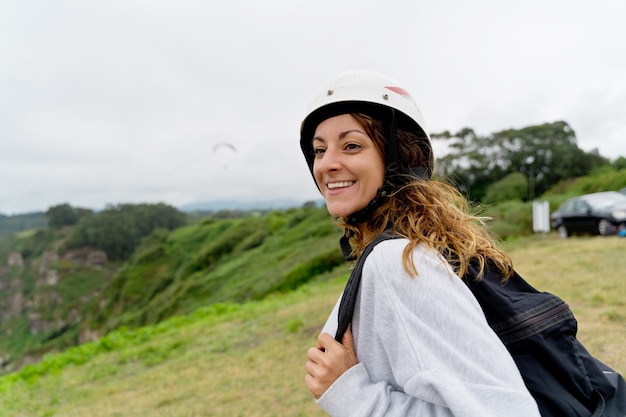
[89,206,345,332]
[0,234,624,416]
[2,167,625,376]
[0,206,346,372]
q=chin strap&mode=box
[340,231,356,262]
[340,186,390,261]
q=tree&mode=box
[613,157,626,171]
[46,203,93,229]
[64,203,187,261]
[433,127,495,199]
[433,121,608,202]
[302,200,320,209]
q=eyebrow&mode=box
[312,129,367,144]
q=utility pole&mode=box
[526,156,535,201]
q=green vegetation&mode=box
[2,167,626,374]
[45,203,93,229]
[63,203,187,261]
[2,115,626,415]
[0,202,192,373]
[0,235,623,416]
[0,203,345,373]
[0,238,119,372]
[484,172,528,204]
[434,121,608,202]
[0,228,56,263]
[544,166,626,201]
[0,212,46,236]
[93,206,343,332]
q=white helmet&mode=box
[300,70,434,182]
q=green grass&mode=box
[0,279,342,417]
[0,234,624,416]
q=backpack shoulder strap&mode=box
[335,231,398,342]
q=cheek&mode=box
[312,164,324,188]
[369,157,386,186]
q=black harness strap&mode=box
[335,232,398,342]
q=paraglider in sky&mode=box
[212,142,237,153]
[212,142,237,169]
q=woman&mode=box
[302,70,541,417]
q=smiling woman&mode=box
[299,70,542,417]
[299,70,626,417]
[311,114,385,219]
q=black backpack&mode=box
[335,234,626,417]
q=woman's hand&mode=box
[304,326,358,399]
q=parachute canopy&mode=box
[212,142,237,153]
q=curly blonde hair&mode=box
[335,113,513,281]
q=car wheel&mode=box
[557,225,568,239]
[598,219,614,236]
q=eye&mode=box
[313,147,326,158]
[344,142,362,152]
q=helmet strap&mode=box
[340,230,356,261]
[385,108,401,176]
[340,185,390,261]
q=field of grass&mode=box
[0,234,624,416]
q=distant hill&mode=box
[0,212,46,235]
[0,199,325,234]
[179,198,322,212]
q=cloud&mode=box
[1,0,625,214]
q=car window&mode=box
[560,200,575,214]
[587,194,626,210]
[573,200,589,213]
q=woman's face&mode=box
[312,114,385,218]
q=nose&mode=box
[313,147,342,175]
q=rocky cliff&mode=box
[0,245,113,373]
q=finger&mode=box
[306,346,323,363]
[304,374,322,400]
[316,332,336,351]
[304,359,318,376]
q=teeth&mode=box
[328,181,354,189]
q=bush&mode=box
[264,248,345,295]
[545,168,626,198]
[484,173,528,204]
[484,200,533,240]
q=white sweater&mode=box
[317,239,541,417]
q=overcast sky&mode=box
[2,0,625,215]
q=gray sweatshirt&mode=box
[317,239,541,417]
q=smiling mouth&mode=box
[327,181,355,189]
